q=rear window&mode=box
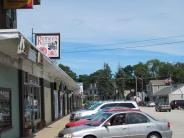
[117,103,135,108]
[88,102,102,110]
[100,103,118,109]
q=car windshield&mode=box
[84,102,96,109]
[86,112,112,126]
[88,102,102,110]
[80,111,104,120]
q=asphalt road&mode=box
[141,107,184,138]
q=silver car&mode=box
[58,111,172,138]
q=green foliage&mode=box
[78,74,90,90]
[58,64,78,81]
[59,60,184,100]
[90,63,114,100]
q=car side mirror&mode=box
[104,121,111,127]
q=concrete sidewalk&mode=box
[25,115,70,138]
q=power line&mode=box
[63,40,184,53]
[64,34,184,51]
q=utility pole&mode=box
[32,28,34,43]
[135,76,137,101]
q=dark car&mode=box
[170,100,184,109]
[155,102,171,112]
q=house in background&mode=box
[146,80,170,99]
[153,84,184,104]
[85,83,99,101]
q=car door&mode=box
[102,113,130,138]
[126,113,153,138]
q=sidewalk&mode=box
[25,115,70,138]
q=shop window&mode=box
[24,86,41,130]
[0,87,12,132]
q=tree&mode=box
[146,59,161,78]
[58,64,78,81]
[78,74,90,90]
[115,67,125,98]
[172,63,184,83]
[124,65,135,91]
[90,63,114,100]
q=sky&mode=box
[17,0,184,75]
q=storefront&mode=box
[20,72,42,136]
[0,64,19,138]
[0,30,81,138]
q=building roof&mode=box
[149,80,166,86]
[0,29,79,91]
[154,84,184,96]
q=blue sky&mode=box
[17,0,184,75]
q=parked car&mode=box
[170,100,184,109]
[58,111,172,138]
[155,102,171,112]
[66,107,141,128]
[70,101,139,121]
[146,101,156,107]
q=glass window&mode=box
[24,85,41,129]
[0,88,11,132]
[86,112,112,126]
[127,113,149,124]
[109,113,126,126]
[117,103,135,108]
[88,102,102,110]
[100,103,117,109]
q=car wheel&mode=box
[147,133,161,138]
[84,135,96,138]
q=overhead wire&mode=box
[71,33,184,50]
[62,40,184,53]
[62,34,184,53]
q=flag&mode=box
[164,78,172,85]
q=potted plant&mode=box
[24,122,33,136]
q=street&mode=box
[141,107,184,138]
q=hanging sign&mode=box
[35,33,60,59]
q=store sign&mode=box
[35,33,60,59]
[3,0,33,9]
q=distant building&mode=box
[154,84,184,104]
[146,80,169,99]
[76,82,84,95]
[86,83,99,101]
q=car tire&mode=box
[147,132,161,138]
[84,135,96,138]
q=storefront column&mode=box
[18,69,24,137]
[50,82,55,121]
[40,78,45,122]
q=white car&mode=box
[70,101,139,121]
[147,101,156,107]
